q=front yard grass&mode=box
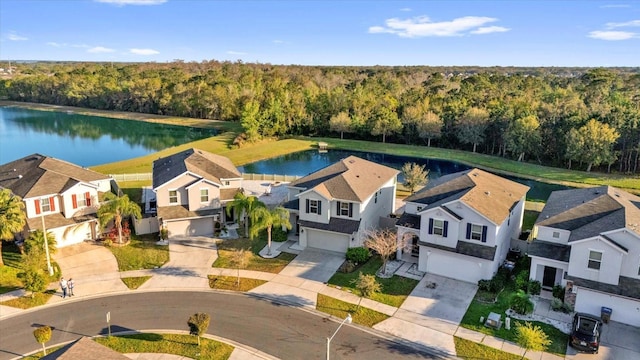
[108,233,169,271]
[454,336,521,360]
[213,237,296,273]
[0,242,24,293]
[0,290,56,309]
[327,256,419,308]
[121,276,151,289]
[316,293,389,327]
[208,275,266,291]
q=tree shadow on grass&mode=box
[246,293,314,308]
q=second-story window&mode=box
[309,200,319,214]
[200,189,209,202]
[340,202,350,216]
[224,180,230,186]
[470,224,483,240]
[169,190,178,204]
[588,250,602,270]
[553,231,560,238]
[433,219,444,236]
[41,198,52,212]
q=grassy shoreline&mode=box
[3,101,638,193]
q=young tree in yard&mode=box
[226,193,265,239]
[329,111,352,139]
[230,248,249,288]
[33,325,52,355]
[351,272,381,312]
[0,189,26,267]
[24,230,57,258]
[250,206,291,256]
[98,193,142,244]
[402,162,429,194]
[363,228,409,276]
[19,267,47,298]
[515,321,551,359]
[188,312,210,346]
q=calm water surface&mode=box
[0,107,216,167]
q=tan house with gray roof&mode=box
[396,168,529,283]
[152,148,242,238]
[527,185,640,326]
[0,154,112,247]
[283,155,399,253]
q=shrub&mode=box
[510,290,534,315]
[489,276,505,293]
[552,285,565,300]
[562,302,574,313]
[346,247,370,264]
[478,279,492,292]
[528,280,541,295]
[550,298,564,311]
[103,239,113,247]
[514,271,530,291]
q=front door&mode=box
[411,235,419,256]
[542,266,556,288]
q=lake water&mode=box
[238,150,570,201]
[0,107,216,167]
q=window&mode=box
[553,231,560,238]
[308,199,320,214]
[77,194,87,207]
[374,192,378,203]
[40,198,51,212]
[169,190,178,204]
[433,219,444,236]
[588,251,602,270]
[200,189,209,202]
[223,180,230,186]
[470,224,483,241]
[417,206,423,212]
[340,202,350,216]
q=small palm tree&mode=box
[249,206,291,256]
[226,192,265,238]
[0,189,26,267]
[98,193,142,244]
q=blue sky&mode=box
[1,0,639,66]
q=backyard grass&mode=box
[121,276,152,290]
[94,333,234,360]
[522,210,540,232]
[316,293,389,327]
[208,275,267,291]
[213,237,296,273]
[327,256,419,308]
[454,336,522,360]
[0,290,56,309]
[108,233,169,271]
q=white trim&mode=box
[59,181,98,194]
[296,189,331,201]
[168,189,179,204]
[571,235,628,254]
[185,177,221,190]
[587,249,603,270]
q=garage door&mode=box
[307,229,349,253]
[421,249,488,284]
[167,218,214,238]
[575,288,640,327]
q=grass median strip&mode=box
[316,293,389,327]
[454,336,522,360]
[208,275,266,291]
[121,276,152,290]
[0,290,56,309]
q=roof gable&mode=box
[153,148,241,189]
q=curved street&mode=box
[0,291,441,360]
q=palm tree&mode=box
[0,189,26,266]
[226,192,265,238]
[249,206,291,256]
[98,193,142,244]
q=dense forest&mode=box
[1,61,639,174]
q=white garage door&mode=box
[574,288,640,327]
[421,249,488,284]
[167,218,214,238]
[307,229,349,253]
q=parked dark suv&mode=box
[570,312,603,353]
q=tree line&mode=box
[1,61,638,174]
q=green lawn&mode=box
[316,293,389,327]
[121,276,151,290]
[108,233,169,271]
[213,237,296,273]
[327,256,419,308]
[94,333,234,360]
[454,336,522,360]
[208,275,267,291]
[522,210,540,232]
[0,242,24,293]
[0,290,56,309]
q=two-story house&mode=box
[527,186,640,326]
[283,155,399,253]
[396,168,529,284]
[0,154,112,247]
[152,148,243,238]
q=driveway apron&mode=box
[54,242,119,279]
[277,248,344,283]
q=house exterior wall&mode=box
[603,230,640,279]
[330,200,361,221]
[418,246,492,283]
[419,208,460,248]
[530,256,569,286]
[358,177,396,231]
[60,183,99,219]
[186,181,221,211]
[297,191,330,224]
[568,237,624,285]
[92,178,112,193]
[53,221,98,248]
[574,287,640,327]
[24,194,61,219]
[155,173,200,207]
[535,225,570,245]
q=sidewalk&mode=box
[0,240,569,360]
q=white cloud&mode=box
[471,26,510,34]
[606,19,640,28]
[47,42,63,47]
[8,32,28,41]
[95,0,166,5]
[130,48,160,55]
[589,30,637,40]
[368,15,507,38]
[47,42,90,48]
[399,7,412,12]
[600,4,631,8]
[226,50,247,55]
[88,46,116,53]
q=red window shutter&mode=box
[50,197,55,212]
[72,194,78,209]
[85,192,91,206]
[35,199,41,215]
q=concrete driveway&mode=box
[54,241,119,278]
[566,320,640,360]
[278,248,345,283]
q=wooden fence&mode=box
[110,172,300,183]
[109,173,153,182]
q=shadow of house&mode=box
[41,336,128,360]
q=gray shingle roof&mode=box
[153,148,241,189]
[527,239,571,262]
[396,213,420,229]
[0,154,109,198]
[566,274,640,300]
[298,218,361,235]
[157,205,221,221]
[418,239,497,261]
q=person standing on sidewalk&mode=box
[67,278,74,296]
[60,277,68,299]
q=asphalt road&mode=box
[0,291,449,360]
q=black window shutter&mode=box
[481,225,488,243]
[349,203,353,217]
[466,223,472,239]
[428,218,433,234]
[443,221,449,237]
[318,201,322,215]
[306,199,310,213]
[336,201,340,214]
